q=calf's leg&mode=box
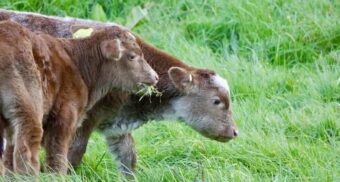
[43,105,78,174]
[0,116,5,176]
[13,114,43,175]
[67,118,97,169]
[0,89,43,175]
[106,133,137,177]
[0,51,44,175]
[3,127,14,173]
[0,79,43,175]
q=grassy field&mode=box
[1,0,339,181]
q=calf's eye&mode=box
[128,54,136,61]
[213,99,221,105]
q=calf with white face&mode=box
[67,28,238,178]
[68,64,238,176]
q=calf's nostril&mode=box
[155,75,159,81]
[233,129,239,137]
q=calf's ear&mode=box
[100,39,123,61]
[168,67,194,91]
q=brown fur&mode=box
[0,10,237,177]
[0,20,157,175]
[0,116,4,176]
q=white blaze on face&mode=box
[212,75,230,96]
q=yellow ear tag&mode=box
[72,28,94,39]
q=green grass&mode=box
[0,0,339,181]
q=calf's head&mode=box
[73,26,159,92]
[168,67,238,142]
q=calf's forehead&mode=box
[195,74,231,109]
[211,75,230,95]
[122,39,142,54]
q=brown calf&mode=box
[0,10,238,177]
[0,20,157,175]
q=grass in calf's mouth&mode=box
[136,83,163,101]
